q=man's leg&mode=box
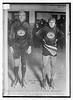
[45,56,52,88]
[42,55,49,88]
[21,52,27,88]
[11,43,20,88]
[11,58,20,88]
[49,56,57,89]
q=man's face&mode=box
[49,20,55,28]
[19,12,26,22]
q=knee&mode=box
[21,56,26,65]
[51,59,56,67]
[21,64,26,72]
[42,67,46,75]
[14,59,20,66]
[21,61,26,66]
[21,58,26,65]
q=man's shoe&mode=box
[20,79,26,88]
[49,78,55,89]
[41,79,46,89]
[46,74,50,88]
[11,79,18,88]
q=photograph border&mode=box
[2,2,71,98]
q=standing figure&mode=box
[9,11,31,88]
[36,18,64,89]
[32,19,47,48]
[32,20,41,48]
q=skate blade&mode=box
[22,85,26,88]
[41,86,46,90]
[11,81,18,88]
[20,83,26,88]
[24,80,27,84]
[11,83,18,88]
[49,86,54,89]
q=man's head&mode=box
[40,19,46,25]
[19,10,26,22]
[48,18,56,28]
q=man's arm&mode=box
[36,26,47,40]
[26,23,32,46]
[25,23,32,54]
[56,27,64,40]
[8,23,16,53]
[8,23,15,46]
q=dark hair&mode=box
[48,18,56,23]
[19,10,26,16]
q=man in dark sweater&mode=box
[9,11,31,88]
[36,18,64,89]
[32,19,46,48]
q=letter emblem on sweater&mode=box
[47,32,55,39]
[17,30,25,36]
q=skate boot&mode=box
[46,74,50,88]
[11,78,18,88]
[41,79,46,89]
[20,78,26,88]
[49,78,55,89]
[11,66,19,88]
[21,65,26,88]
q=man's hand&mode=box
[26,46,31,54]
[10,47,14,53]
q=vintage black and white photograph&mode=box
[2,3,71,97]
